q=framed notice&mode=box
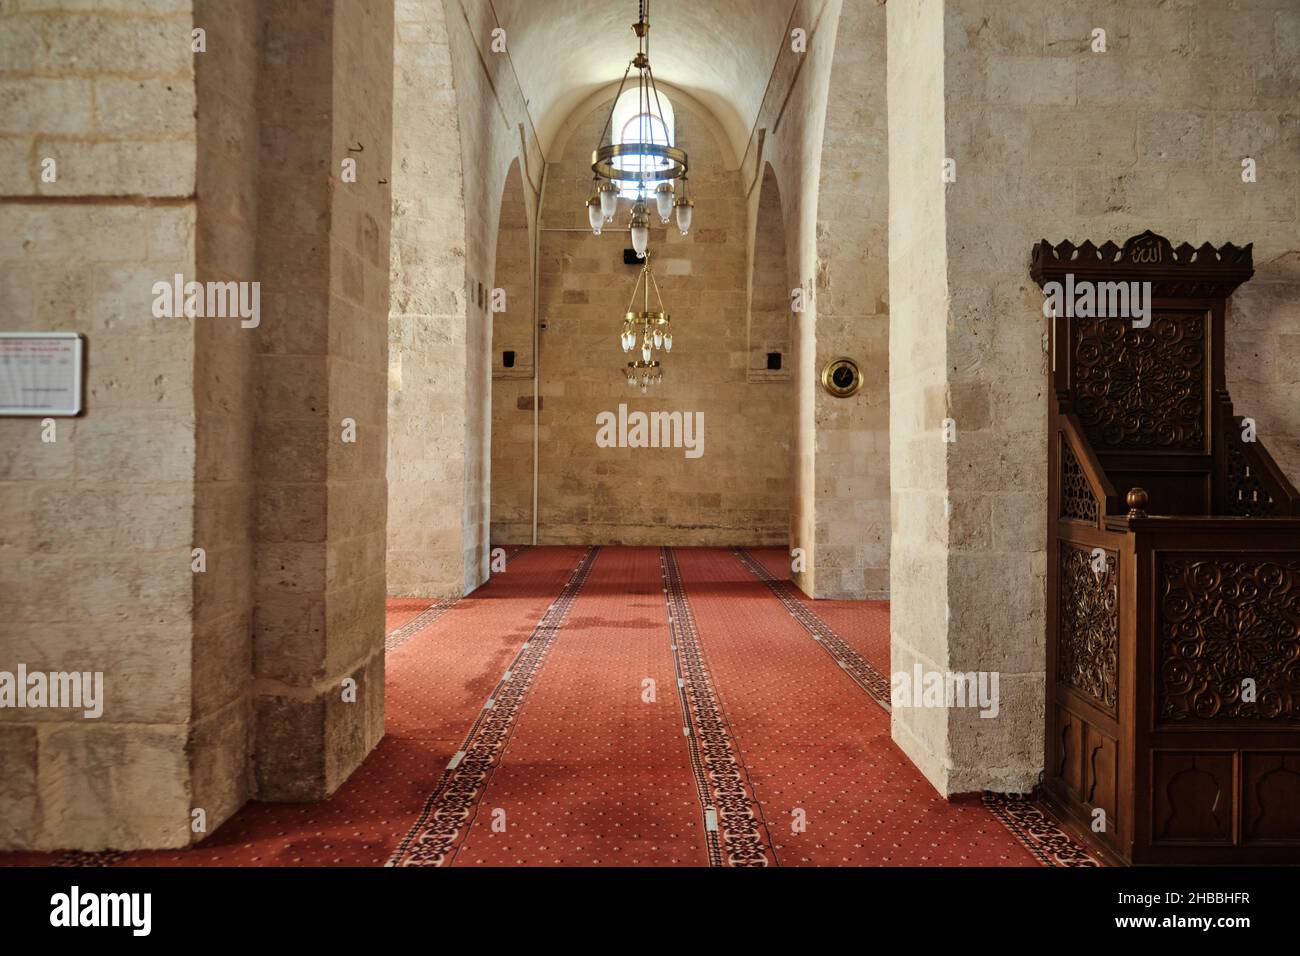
[0,333,85,416]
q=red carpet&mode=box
[745,546,892,685]
[0,546,1095,867]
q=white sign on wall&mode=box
[0,333,84,416]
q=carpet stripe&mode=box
[672,547,1048,866]
[386,547,600,867]
[982,793,1100,867]
[733,548,892,711]
[384,546,531,653]
[733,550,1098,867]
[660,548,778,867]
[384,600,456,652]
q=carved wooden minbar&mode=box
[1032,231,1300,865]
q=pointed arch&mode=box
[748,162,793,382]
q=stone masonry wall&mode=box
[0,0,201,849]
[741,0,840,596]
[252,0,392,800]
[891,0,1300,796]
[489,159,535,545]
[388,0,543,595]
[387,0,471,598]
[191,0,258,844]
[814,0,891,599]
[517,95,792,546]
[886,0,956,795]
[748,164,793,389]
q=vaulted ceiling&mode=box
[491,0,797,163]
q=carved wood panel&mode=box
[1072,312,1205,451]
[1057,708,1082,796]
[1059,544,1119,711]
[1225,441,1281,516]
[1159,556,1300,721]
[1031,232,1254,301]
[1084,724,1118,838]
[1060,438,1099,523]
[1152,752,1234,844]
[1243,754,1300,842]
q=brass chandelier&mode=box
[586,0,695,254]
[620,252,671,392]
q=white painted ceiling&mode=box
[491,0,796,162]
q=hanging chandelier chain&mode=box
[647,67,668,147]
[597,60,635,153]
[592,0,688,391]
[647,261,666,313]
[622,255,666,320]
[626,261,644,314]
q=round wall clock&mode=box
[820,357,863,398]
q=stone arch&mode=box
[489,158,536,545]
[747,163,793,383]
[530,89,790,546]
[386,0,474,599]
[809,0,889,600]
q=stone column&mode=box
[252,0,392,800]
[0,0,258,849]
[813,0,890,599]
[885,0,961,793]
[386,0,472,599]
[887,0,1300,795]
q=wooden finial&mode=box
[1127,487,1149,518]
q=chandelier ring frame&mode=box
[592,143,688,184]
[625,310,669,326]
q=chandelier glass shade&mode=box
[620,252,671,393]
[587,0,694,245]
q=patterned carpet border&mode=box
[385,600,456,653]
[384,547,530,653]
[660,548,778,867]
[733,549,892,712]
[386,547,600,867]
[49,850,129,867]
[982,792,1102,867]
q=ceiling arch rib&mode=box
[490,0,796,165]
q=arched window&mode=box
[610,87,675,199]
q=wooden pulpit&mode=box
[1032,231,1300,864]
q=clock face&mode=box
[821,358,862,398]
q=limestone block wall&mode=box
[388,0,543,595]
[252,0,392,800]
[388,0,472,598]
[489,160,536,545]
[814,0,890,599]
[450,0,544,588]
[515,95,792,545]
[191,0,258,843]
[740,0,840,595]
[0,0,201,849]
[885,0,956,795]
[0,0,391,850]
[406,0,888,584]
[747,165,794,386]
[890,0,1300,796]
[322,0,392,795]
